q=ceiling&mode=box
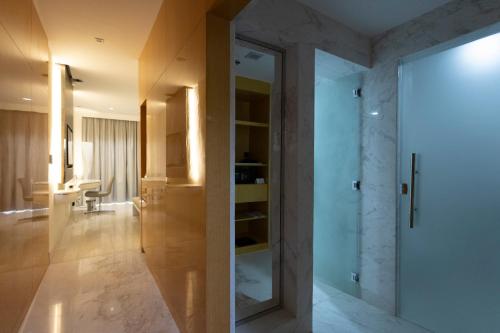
[315,49,368,81]
[296,0,452,36]
[34,0,163,115]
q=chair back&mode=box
[17,178,32,201]
[105,176,115,195]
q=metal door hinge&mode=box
[352,180,361,191]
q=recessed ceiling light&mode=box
[108,107,114,111]
[22,97,32,101]
[95,37,104,43]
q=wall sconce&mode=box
[49,62,63,185]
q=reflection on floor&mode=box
[313,280,430,333]
[51,203,140,264]
[20,204,179,333]
[236,250,272,310]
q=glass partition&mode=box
[0,13,50,332]
[313,49,369,303]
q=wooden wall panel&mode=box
[30,3,49,114]
[205,12,233,333]
[0,0,32,59]
[0,2,49,332]
[138,0,207,103]
[139,1,249,332]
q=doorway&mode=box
[398,26,500,332]
[233,38,283,322]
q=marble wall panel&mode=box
[360,0,500,314]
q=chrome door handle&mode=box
[409,153,416,229]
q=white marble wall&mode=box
[360,0,500,314]
[236,1,370,331]
[236,0,371,67]
[237,0,500,328]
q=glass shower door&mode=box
[314,69,362,297]
[399,29,500,332]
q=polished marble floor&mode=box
[236,250,272,309]
[51,203,141,264]
[237,280,430,332]
[20,204,179,333]
[313,280,430,333]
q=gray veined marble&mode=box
[20,205,179,333]
[360,0,500,313]
[236,0,500,329]
[21,251,179,333]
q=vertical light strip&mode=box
[52,302,62,333]
[49,62,62,185]
[187,86,201,183]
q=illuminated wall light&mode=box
[185,270,196,318]
[49,62,63,185]
[52,302,62,333]
[187,86,202,184]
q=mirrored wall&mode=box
[0,2,50,331]
[234,39,282,321]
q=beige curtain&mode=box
[0,111,48,211]
[82,117,138,202]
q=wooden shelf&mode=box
[236,242,268,255]
[235,211,267,222]
[235,163,267,167]
[236,184,268,203]
[236,120,269,128]
[235,76,271,256]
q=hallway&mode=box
[20,205,178,333]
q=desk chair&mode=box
[85,176,115,213]
[18,178,33,203]
[17,178,49,221]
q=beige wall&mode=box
[0,0,50,332]
[139,1,248,332]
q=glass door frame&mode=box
[234,35,285,323]
[396,21,500,316]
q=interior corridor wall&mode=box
[237,0,500,319]
[360,0,500,313]
[138,1,249,332]
[235,1,370,330]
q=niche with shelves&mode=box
[235,76,271,255]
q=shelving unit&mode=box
[234,76,271,256]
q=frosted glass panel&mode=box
[399,31,500,332]
[314,73,361,297]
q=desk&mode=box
[64,179,101,206]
